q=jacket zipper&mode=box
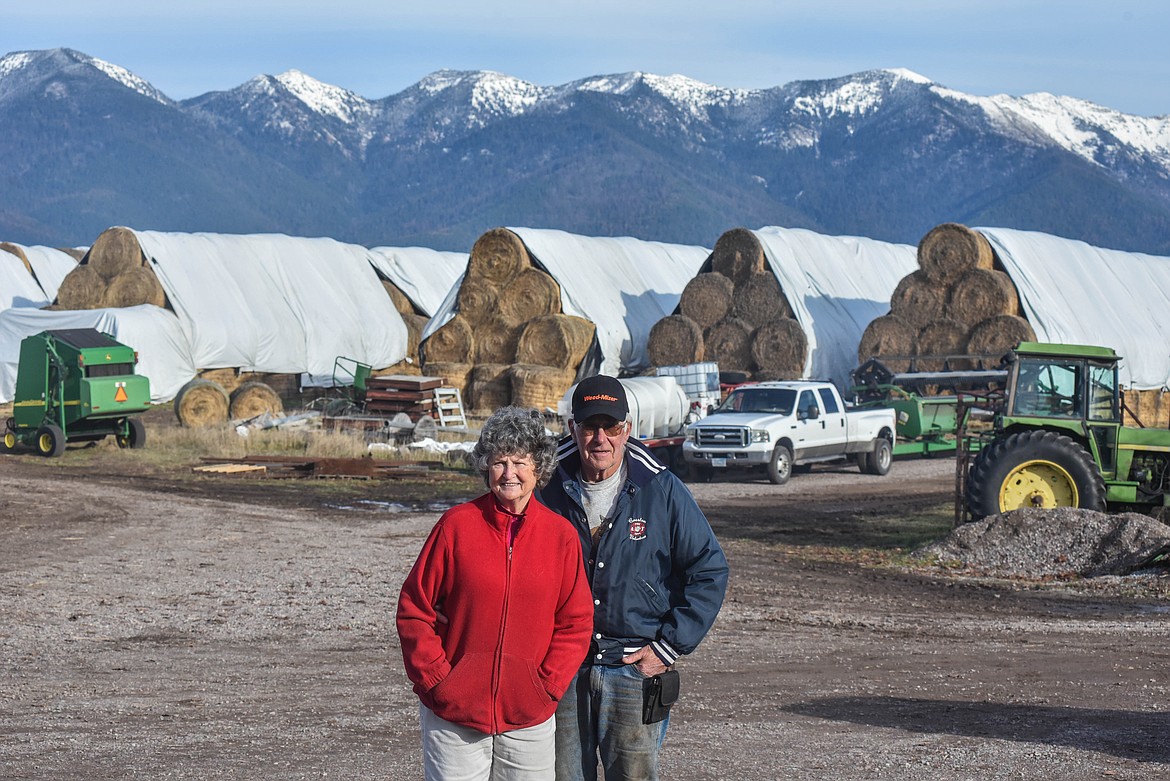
[491,530,514,735]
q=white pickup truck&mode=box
[681,380,896,484]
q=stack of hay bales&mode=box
[53,227,169,310]
[646,227,807,380]
[379,277,429,375]
[420,228,596,413]
[858,223,1035,375]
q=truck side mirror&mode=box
[806,405,820,420]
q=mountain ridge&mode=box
[2,47,1168,255]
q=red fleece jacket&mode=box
[396,493,593,735]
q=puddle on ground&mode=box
[325,499,458,514]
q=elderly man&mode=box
[539,374,729,781]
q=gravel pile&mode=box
[914,508,1170,578]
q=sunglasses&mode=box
[575,420,628,437]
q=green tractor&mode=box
[961,341,1170,521]
[3,328,151,457]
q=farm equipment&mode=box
[850,355,1008,457]
[320,356,467,440]
[3,328,150,456]
[957,341,1170,522]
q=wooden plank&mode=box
[193,463,267,474]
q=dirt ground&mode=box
[2,445,1169,780]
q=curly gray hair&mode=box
[471,406,558,488]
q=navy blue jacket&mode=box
[539,436,729,666]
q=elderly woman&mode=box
[397,406,593,781]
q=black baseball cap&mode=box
[572,375,629,423]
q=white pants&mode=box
[420,704,556,781]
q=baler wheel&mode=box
[117,418,146,449]
[35,423,66,458]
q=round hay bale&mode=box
[422,362,474,395]
[198,368,241,393]
[174,378,230,428]
[467,363,512,412]
[455,276,500,327]
[947,268,1020,326]
[858,314,915,372]
[647,315,704,367]
[403,313,430,361]
[703,317,754,372]
[750,319,808,375]
[711,228,765,286]
[0,242,33,275]
[679,273,734,329]
[475,316,523,364]
[54,265,107,310]
[966,314,1036,362]
[915,318,969,372]
[420,314,474,364]
[515,314,596,369]
[56,247,88,262]
[498,268,561,327]
[374,359,422,377]
[733,270,790,328]
[889,270,947,329]
[87,227,145,281]
[381,280,416,316]
[229,381,284,421]
[510,364,577,412]
[467,228,530,285]
[917,223,995,284]
[101,266,167,309]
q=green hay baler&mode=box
[3,329,150,457]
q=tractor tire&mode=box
[864,438,893,476]
[2,429,16,453]
[767,444,794,485]
[966,429,1105,521]
[117,418,146,449]
[35,423,66,458]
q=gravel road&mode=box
[1,456,1168,780]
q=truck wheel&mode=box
[856,451,870,474]
[966,429,1105,521]
[767,444,793,485]
[35,424,66,458]
[117,418,146,449]
[865,438,893,476]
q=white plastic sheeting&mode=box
[0,305,197,403]
[557,376,690,440]
[754,227,918,391]
[0,249,52,310]
[512,229,709,375]
[367,246,468,317]
[977,227,1170,389]
[21,245,80,302]
[134,231,408,386]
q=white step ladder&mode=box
[433,387,467,428]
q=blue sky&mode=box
[5,1,1168,116]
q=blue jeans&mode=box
[554,664,669,781]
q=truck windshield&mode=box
[716,387,797,415]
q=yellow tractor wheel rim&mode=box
[37,432,54,454]
[999,458,1079,512]
[4,431,15,449]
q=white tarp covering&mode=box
[0,249,52,310]
[367,246,468,317]
[21,245,80,302]
[509,228,710,375]
[133,231,408,385]
[977,227,1170,389]
[0,305,197,403]
[754,227,918,391]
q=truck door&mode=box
[796,389,830,457]
[816,387,849,451]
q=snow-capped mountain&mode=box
[2,47,1168,254]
